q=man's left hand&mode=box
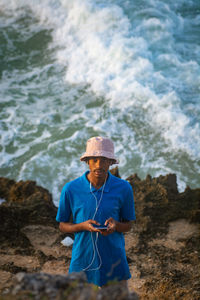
[100,217,117,236]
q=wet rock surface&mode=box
[0,172,199,299]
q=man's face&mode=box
[88,157,112,179]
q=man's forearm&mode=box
[115,221,133,233]
[59,220,101,233]
[59,222,85,233]
[59,220,133,234]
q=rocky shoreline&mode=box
[0,169,199,299]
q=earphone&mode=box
[82,179,106,272]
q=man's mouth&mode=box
[94,169,104,174]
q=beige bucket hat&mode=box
[80,136,119,164]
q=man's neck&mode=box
[87,172,108,189]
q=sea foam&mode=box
[0,0,200,203]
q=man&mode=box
[56,136,136,287]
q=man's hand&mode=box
[82,220,102,232]
[59,218,133,234]
[99,217,116,236]
[59,220,101,233]
[99,218,133,236]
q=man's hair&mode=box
[85,157,114,165]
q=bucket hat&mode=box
[80,136,118,164]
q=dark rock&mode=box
[110,166,121,178]
[0,177,68,295]
[0,177,58,248]
[0,177,52,203]
[126,173,200,299]
[0,174,199,300]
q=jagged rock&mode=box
[126,173,200,299]
[0,178,59,248]
[0,174,199,299]
[110,166,121,178]
[0,177,68,293]
[0,178,52,203]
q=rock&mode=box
[110,166,121,178]
[1,272,138,300]
[0,174,199,299]
[11,272,88,300]
[0,178,52,203]
[126,173,200,299]
[0,177,69,294]
[0,177,59,248]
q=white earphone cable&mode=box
[82,178,106,272]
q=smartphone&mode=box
[92,224,108,230]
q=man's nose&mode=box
[96,159,103,168]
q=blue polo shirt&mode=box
[56,171,136,286]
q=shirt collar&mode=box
[82,171,112,193]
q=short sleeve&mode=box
[120,182,136,221]
[56,184,71,222]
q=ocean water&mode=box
[0,0,200,205]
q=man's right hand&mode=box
[59,220,101,233]
[81,220,102,232]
